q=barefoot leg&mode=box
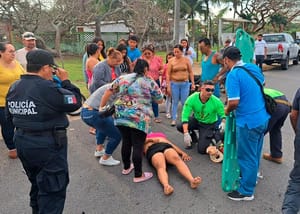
[163,184,174,195]
[190,176,202,189]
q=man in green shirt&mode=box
[177,80,226,153]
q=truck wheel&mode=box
[293,53,299,65]
[281,55,289,70]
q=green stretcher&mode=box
[221,112,240,192]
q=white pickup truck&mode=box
[263,33,300,70]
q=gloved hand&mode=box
[219,120,226,133]
[183,132,192,148]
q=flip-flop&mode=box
[154,118,162,123]
[122,163,134,175]
[89,128,96,135]
[133,172,153,183]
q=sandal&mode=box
[154,118,161,123]
[133,172,153,183]
[89,127,96,135]
[122,163,134,175]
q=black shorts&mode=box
[146,142,173,165]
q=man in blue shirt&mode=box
[223,46,270,201]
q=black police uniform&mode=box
[6,74,82,214]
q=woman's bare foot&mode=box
[163,184,174,195]
[190,176,202,189]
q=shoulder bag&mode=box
[234,66,277,115]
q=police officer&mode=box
[5,49,82,214]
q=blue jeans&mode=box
[0,107,15,150]
[170,81,190,120]
[152,79,160,118]
[81,108,121,155]
[236,121,268,196]
[282,132,300,213]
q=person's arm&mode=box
[290,109,298,133]
[264,41,267,59]
[225,99,239,115]
[213,53,227,83]
[166,61,172,96]
[99,88,114,109]
[186,58,195,90]
[188,47,196,60]
[163,138,191,161]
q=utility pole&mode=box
[173,0,180,45]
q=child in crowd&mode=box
[161,52,174,119]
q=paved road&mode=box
[1,63,299,214]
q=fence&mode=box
[12,31,129,56]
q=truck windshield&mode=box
[264,35,285,43]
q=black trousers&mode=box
[177,116,222,154]
[15,130,69,214]
[265,96,290,158]
[256,55,265,71]
[117,126,146,177]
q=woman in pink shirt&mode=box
[141,44,163,123]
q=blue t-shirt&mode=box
[225,63,270,128]
[127,47,141,62]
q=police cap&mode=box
[26,49,58,68]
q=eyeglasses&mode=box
[49,64,58,74]
[205,88,214,92]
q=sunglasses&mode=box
[205,88,214,92]
[49,64,59,74]
[23,34,35,38]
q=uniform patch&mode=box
[64,95,77,104]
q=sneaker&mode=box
[227,190,254,201]
[263,153,282,164]
[99,156,120,166]
[171,120,176,126]
[94,149,105,157]
[166,113,171,119]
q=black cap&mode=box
[26,49,57,67]
[222,46,241,60]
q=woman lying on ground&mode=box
[144,132,202,195]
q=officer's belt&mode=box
[274,99,291,107]
[16,128,55,136]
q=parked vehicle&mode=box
[263,33,300,70]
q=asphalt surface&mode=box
[1,63,299,214]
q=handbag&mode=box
[234,66,277,115]
[98,104,115,117]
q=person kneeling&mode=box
[144,132,202,196]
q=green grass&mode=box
[55,56,89,97]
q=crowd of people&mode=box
[0,31,300,213]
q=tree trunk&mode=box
[95,16,101,37]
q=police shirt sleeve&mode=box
[55,80,82,112]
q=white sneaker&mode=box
[166,113,171,119]
[99,156,120,166]
[94,150,105,157]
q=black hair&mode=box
[173,44,183,52]
[180,38,190,56]
[133,59,149,77]
[0,42,8,57]
[86,43,99,57]
[92,37,106,59]
[222,46,241,60]
[165,51,174,63]
[202,80,215,86]
[116,44,130,71]
[257,34,263,37]
[198,38,211,46]
[128,35,139,42]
